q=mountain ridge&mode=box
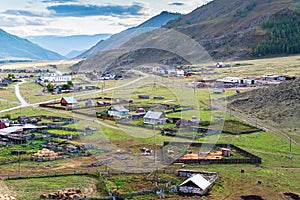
[163,0,299,60]
[77,11,181,59]
[0,29,64,60]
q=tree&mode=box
[67,80,73,87]
[46,83,54,92]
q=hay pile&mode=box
[33,148,62,158]
[40,188,86,199]
[0,194,16,200]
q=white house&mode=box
[179,174,212,195]
[176,70,185,77]
[144,111,167,125]
[40,71,72,82]
[219,77,241,84]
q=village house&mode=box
[176,69,185,77]
[60,97,78,108]
[144,111,167,125]
[40,71,72,82]
[179,174,212,195]
[107,105,129,118]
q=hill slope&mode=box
[77,11,181,59]
[0,29,64,60]
[230,79,300,127]
[164,0,299,60]
[26,34,111,57]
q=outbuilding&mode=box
[144,111,167,125]
[179,174,212,195]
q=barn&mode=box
[60,97,78,107]
[179,174,212,195]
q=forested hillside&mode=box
[255,10,300,55]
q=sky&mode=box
[0,0,211,37]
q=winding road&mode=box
[0,73,149,114]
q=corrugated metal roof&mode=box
[144,111,164,120]
[110,105,129,112]
[0,124,46,136]
[62,97,78,104]
[179,174,211,190]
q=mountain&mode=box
[65,50,86,59]
[26,34,111,57]
[77,11,181,59]
[0,29,64,60]
[163,0,300,60]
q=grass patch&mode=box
[6,175,100,200]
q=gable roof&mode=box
[144,111,165,120]
[110,105,129,112]
[179,174,211,191]
[61,97,78,104]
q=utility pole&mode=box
[290,135,293,159]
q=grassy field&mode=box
[0,83,20,108]
[6,175,99,200]
[215,55,300,78]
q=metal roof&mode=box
[110,105,129,112]
[61,97,78,104]
[144,111,165,120]
[179,174,211,190]
[0,124,46,136]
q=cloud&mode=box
[169,2,185,6]
[41,0,78,3]
[47,3,147,17]
[0,15,50,27]
[3,10,44,17]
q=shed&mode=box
[216,62,225,68]
[144,111,167,125]
[108,105,129,118]
[60,97,78,107]
[138,95,150,99]
[86,99,94,107]
[179,174,212,195]
[190,116,200,125]
[221,148,231,157]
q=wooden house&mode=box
[144,111,167,125]
[60,97,78,107]
[108,105,129,118]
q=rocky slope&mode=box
[229,79,300,126]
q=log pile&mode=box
[40,188,86,199]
